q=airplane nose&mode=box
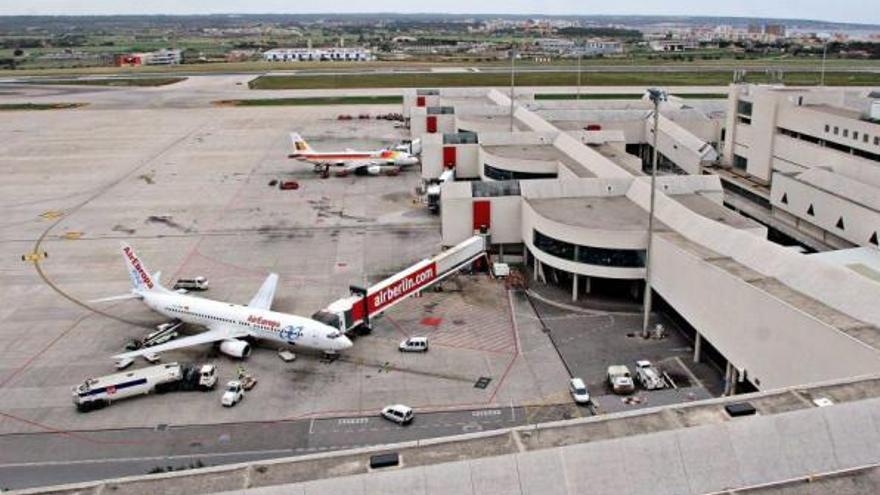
[339,336,354,350]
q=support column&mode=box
[584,276,591,294]
[498,244,504,263]
[693,333,702,364]
[533,259,539,282]
[723,361,734,396]
[572,274,579,302]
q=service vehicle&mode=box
[124,320,182,351]
[173,276,209,291]
[381,404,414,425]
[399,337,429,352]
[73,362,216,412]
[424,168,454,213]
[279,180,300,190]
[145,320,182,346]
[277,348,296,362]
[569,377,591,404]
[221,381,244,407]
[607,365,635,394]
[634,360,666,390]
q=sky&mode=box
[1,0,879,26]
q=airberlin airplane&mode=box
[288,133,419,175]
[94,243,353,361]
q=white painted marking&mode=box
[338,417,369,425]
[472,409,502,417]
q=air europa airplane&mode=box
[288,132,419,175]
[94,243,353,361]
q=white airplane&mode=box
[287,133,419,176]
[95,243,353,361]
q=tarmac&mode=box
[0,78,723,490]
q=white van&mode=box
[381,404,414,424]
[399,337,429,352]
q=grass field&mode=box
[249,71,880,90]
[0,103,87,111]
[25,77,186,87]
[2,56,879,77]
[535,92,728,100]
[214,95,403,106]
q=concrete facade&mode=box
[410,87,880,392]
[722,84,880,249]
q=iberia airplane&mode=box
[93,243,353,361]
[288,133,419,175]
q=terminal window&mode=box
[533,229,645,268]
[733,154,748,171]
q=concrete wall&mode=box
[771,172,880,247]
[439,182,522,246]
[652,233,880,389]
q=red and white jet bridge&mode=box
[312,235,488,335]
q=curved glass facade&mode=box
[533,229,645,268]
[484,163,557,181]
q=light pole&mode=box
[641,87,667,338]
[509,46,517,132]
[820,39,828,86]
[576,53,581,101]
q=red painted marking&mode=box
[420,316,443,326]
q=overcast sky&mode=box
[1,1,879,26]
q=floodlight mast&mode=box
[641,87,668,338]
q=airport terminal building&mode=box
[404,86,880,393]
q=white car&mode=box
[569,378,591,404]
[399,337,429,352]
[634,360,666,390]
[380,404,414,424]
[221,381,244,407]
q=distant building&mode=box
[578,39,624,56]
[649,39,698,52]
[765,24,786,38]
[113,48,181,67]
[263,47,374,62]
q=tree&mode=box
[13,49,24,57]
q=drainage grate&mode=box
[474,377,492,389]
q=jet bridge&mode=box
[313,234,488,334]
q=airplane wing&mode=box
[248,273,279,310]
[113,324,248,360]
[341,160,378,172]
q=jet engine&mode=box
[220,339,251,358]
[366,164,382,175]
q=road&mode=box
[0,403,583,490]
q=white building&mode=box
[721,84,880,250]
[263,47,374,62]
[143,48,181,65]
[405,87,880,393]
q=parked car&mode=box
[569,377,591,405]
[607,365,635,394]
[381,404,414,424]
[221,381,244,407]
[279,180,300,190]
[634,360,666,390]
[399,337,429,352]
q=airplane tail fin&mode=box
[290,133,312,153]
[120,242,163,293]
